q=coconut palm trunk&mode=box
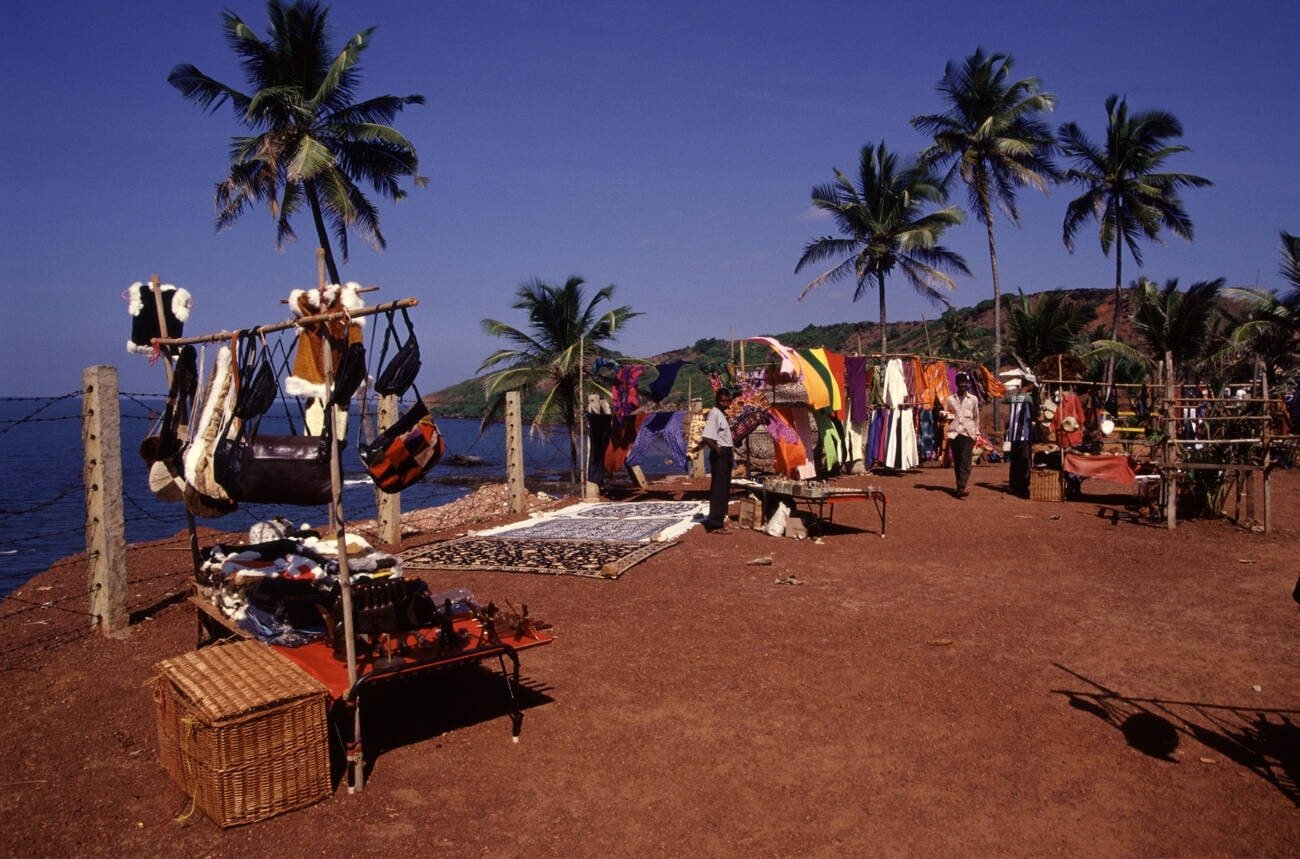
[305,179,341,285]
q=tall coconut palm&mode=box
[911,48,1059,389]
[168,0,425,284]
[796,141,970,354]
[479,276,641,481]
[1058,95,1211,382]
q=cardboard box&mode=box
[784,516,807,539]
[737,498,759,529]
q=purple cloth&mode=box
[647,361,685,401]
[845,356,869,422]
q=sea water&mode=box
[0,395,681,599]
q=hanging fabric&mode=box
[625,411,690,472]
[647,360,686,402]
[612,365,645,419]
[126,280,192,355]
[183,343,239,517]
[284,282,366,400]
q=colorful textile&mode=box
[1051,391,1086,447]
[727,388,772,443]
[626,411,689,472]
[792,350,832,410]
[647,360,686,401]
[845,356,870,422]
[1063,452,1136,484]
[612,365,646,419]
[605,414,646,474]
[748,336,801,377]
[813,410,844,473]
[769,406,809,477]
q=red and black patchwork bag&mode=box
[359,400,445,493]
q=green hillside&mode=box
[428,288,1119,420]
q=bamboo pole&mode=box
[151,297,419,348]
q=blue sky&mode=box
[1,0,1295,397]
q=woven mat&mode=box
[399,536,678,579]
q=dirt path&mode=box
[1,464,1297,858]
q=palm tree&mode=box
[1224,232,1300,390]
[1127,277,1225,382]
[168,0,425,284]
[796,142,970,354]
[937,308,983,361]
[911,48,1059,388]
[1058,95,1211,382]
[479,276,641,481]
[1005,289,1097,370]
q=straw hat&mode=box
[1039,400,1058,421]
[1061,416,1080,433]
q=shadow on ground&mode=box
[1053,662,1300,807]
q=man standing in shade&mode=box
[1004,373,1037,498]
[944,372,980,498]
[701,387,735,532]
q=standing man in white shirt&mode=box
[701,387,735,532]
[944,372,980,498]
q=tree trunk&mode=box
[878,272,888,354]
[982,191,1002,429]
[304,179,342,285]
[1105,202,1124,388]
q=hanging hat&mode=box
[1061,416,1080,433]
[1040,400,1057,421]
[1100,415,1116,435]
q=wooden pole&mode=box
[375,393,402,546]
[83,365,127,637]
[505,390,526,514]
[1164,351,1177,531]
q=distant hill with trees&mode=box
[427,287,1133,420]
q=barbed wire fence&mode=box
[0,388,576,668]
[0,391,197,667]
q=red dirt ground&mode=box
[1,462,1298,858]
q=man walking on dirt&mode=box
[944,372,980,498]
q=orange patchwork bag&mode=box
[359,400,445,493]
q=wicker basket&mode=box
[153,640,331,827]
[1029,468,1064,502]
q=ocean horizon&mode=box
[0,395,682,599]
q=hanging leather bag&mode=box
[215,335,335,506]
[358,399,444,494]
[371,307,421,397]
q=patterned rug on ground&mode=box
[399,537,678,579]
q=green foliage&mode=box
[1058,95,1211,351]
[169,0,425,282]
[478,276,640,479]
[796,141,970,353]
[912,48,1060,368]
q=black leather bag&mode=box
[223,434,334,506]
[374,336,420,396]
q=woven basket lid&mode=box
[156,640,327,721]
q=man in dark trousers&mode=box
[701,387,735,532]
[1005,373,1038,498]
[944,372,980,498]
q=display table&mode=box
[1062,452,1138,485]
[187,590,553,791]
[762,480,887,537]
